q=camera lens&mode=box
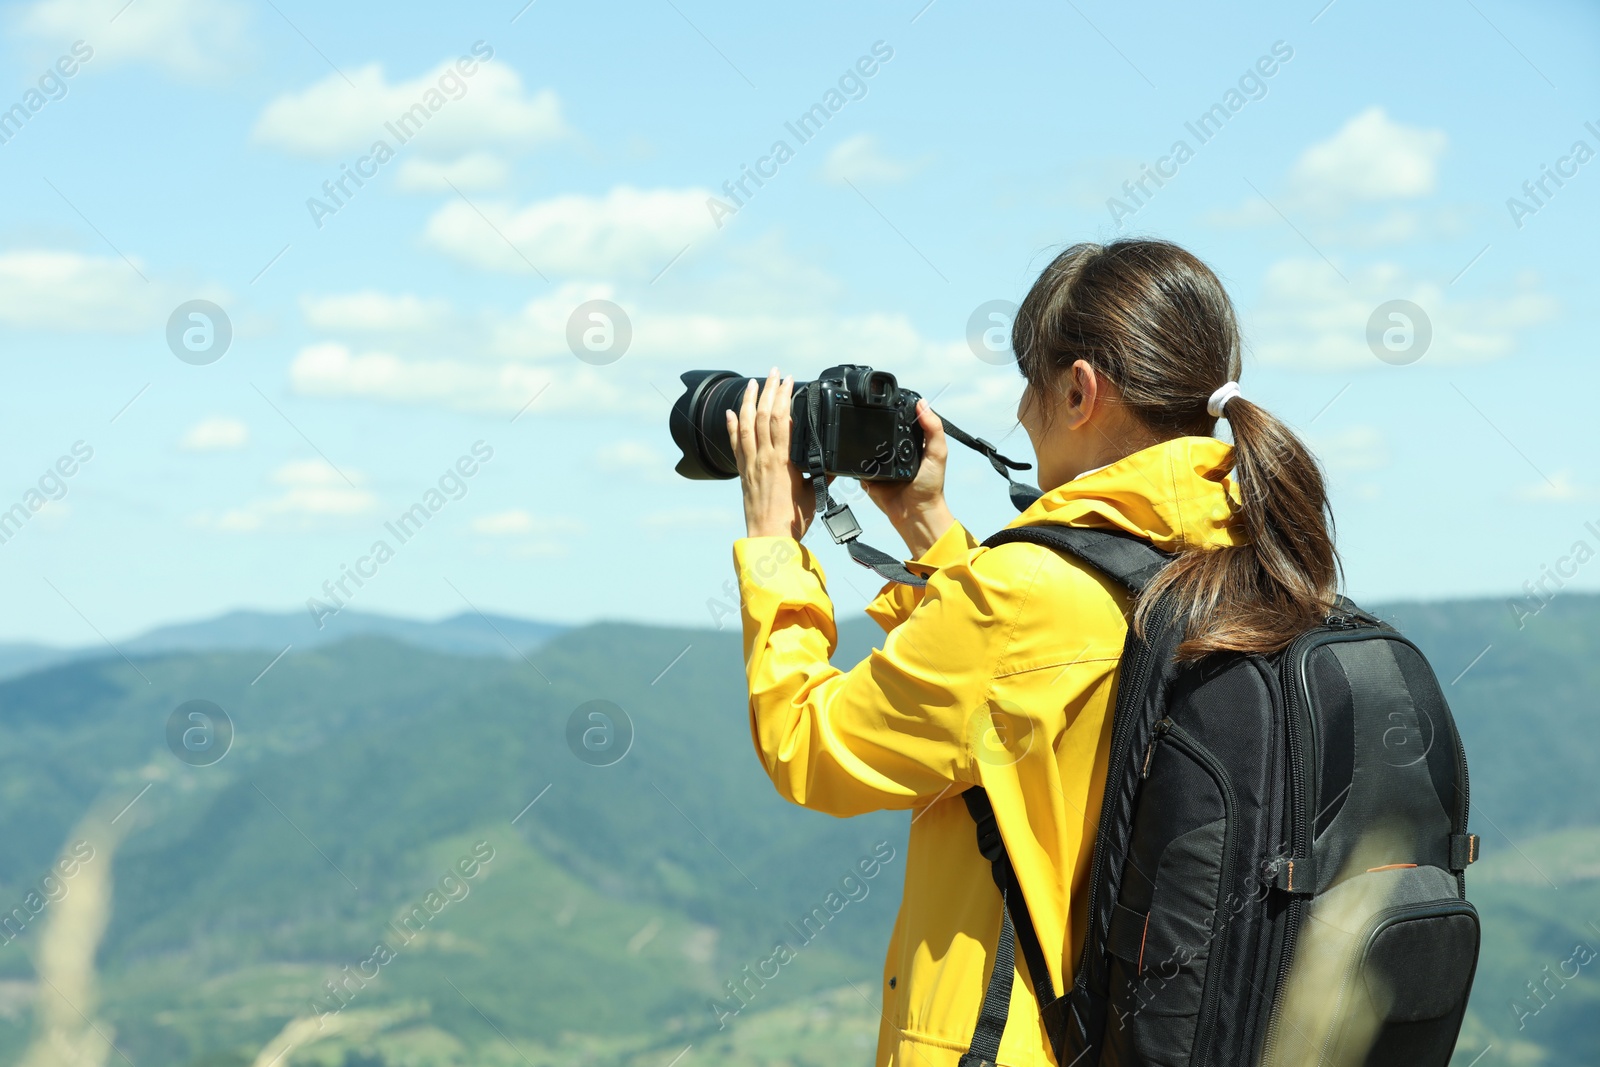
[669,370,747,479]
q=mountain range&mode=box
[0,591,1594,1065]
[0,608,569,682]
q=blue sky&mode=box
[0,0,1595,645]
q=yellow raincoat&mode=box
[731,436,1246,1066]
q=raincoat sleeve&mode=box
[862,520,981,634]
[731,522,1034,818]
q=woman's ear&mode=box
[1062,359,1101,429]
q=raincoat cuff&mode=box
[912,518,979,573]
[732,536,828,611]
[864,520,977,632]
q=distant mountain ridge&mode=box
[0,608,569,681]
[0,592,1594,1063]
[3,587,1590,686]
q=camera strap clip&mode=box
[807,466,932,587]
[820,500,862,543]
[800,388,1045,588]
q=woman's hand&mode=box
[863,398,956,558]
[728,369,819,540]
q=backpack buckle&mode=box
[973,815,1004,863]
[962,787,1006,864]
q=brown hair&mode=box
[1012,238,1340,659]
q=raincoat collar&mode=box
[1006,436,1245,553]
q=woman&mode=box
[725,239,1338,1066]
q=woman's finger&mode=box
[739,375,758,438]
[754,367,779,451]
[737,378,759,467]
[917,399,949,459]
[774,375,794,455]
[725,408,742,470]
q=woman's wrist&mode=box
[745,506,804,540]
[893,501,956,558]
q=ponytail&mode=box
[1135,396,1341,659]
[1014,239,1341,660]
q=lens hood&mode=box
[669,369,743,479]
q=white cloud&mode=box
[181,417,249,451]
[209,510,261,533]
[290,288,1009,422]
[264,461,376,516]
[1060,156,1146,213]
[1205,204,1452,247]
[503,541,569,558]
[290,341,553,411]
[1308,425,1389,472]
[270,460,347,486]
[35,500,72,529]
[300,291,452,333]
[485,281,967,368]
[1517,472,1597,502]
[0,251,163,333]
[594,440,674,482]
[642,507,738,531]
[253,57,563,158]
[486,282,618,360]
[595,441,662,470]
[1247,258,1556,369]
[703,231,844,312]
[17,0,248,79]
[395,152,509,192]
[595,440,662,468]
[821,134,916,185]
[1200,198,1279,229]
[193,460,376,532]
[424,186,713,277]
[1290,107,1447,208]
[470,508,582,557]
[1336,209,1423,247]
[284,263,1030,439]
[471,509,583,536]
[1205,108,1451,240]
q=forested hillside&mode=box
[0,592,1594,1064]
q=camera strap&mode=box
[804,401,1040,587]
[938,419,1045,514]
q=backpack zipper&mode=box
[1071,594,1173,1027]
[1139,720,1168,779]
[1445,678,1472,898]
[1258,625,1323,1065]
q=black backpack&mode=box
[956,525,1481,1067]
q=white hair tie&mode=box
[1206,381,1241,418]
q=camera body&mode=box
[670,364,923,482]
[789,365,922,481]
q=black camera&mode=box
[668,363,1036,583]
[670,365,923,482]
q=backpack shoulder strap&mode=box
[959,525,1171,1065]
[980,524,1172,595]
[960,785,1061,1067]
